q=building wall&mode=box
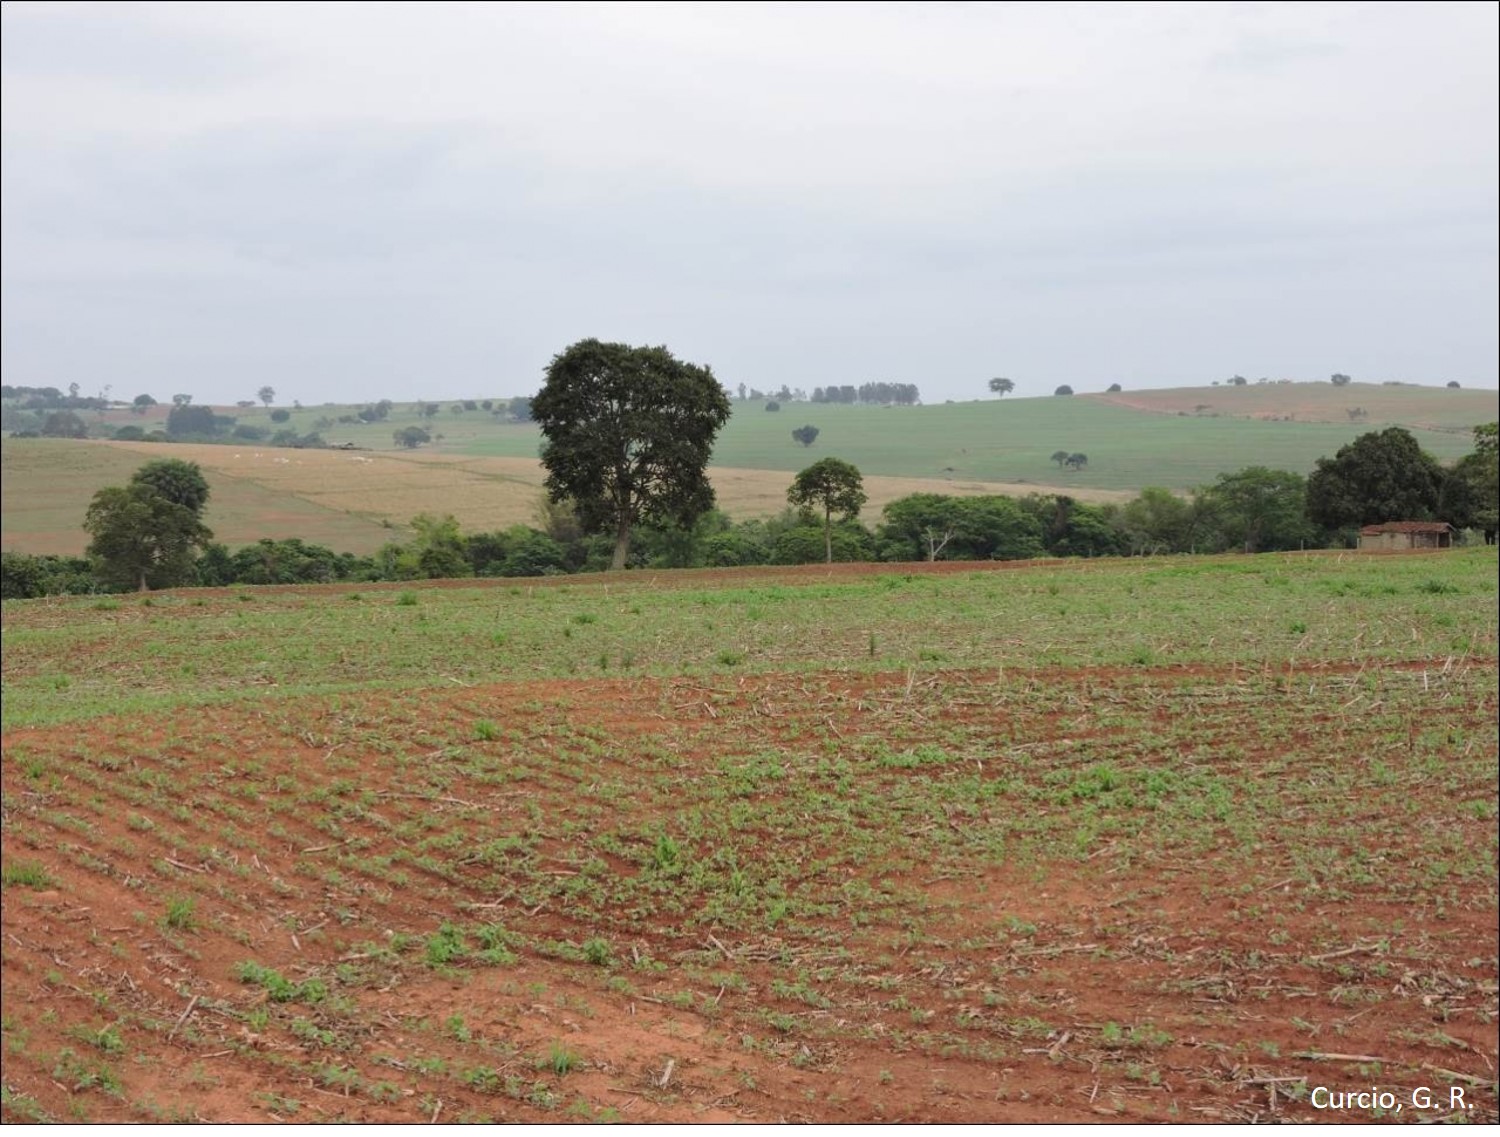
[1359,530,1451,550]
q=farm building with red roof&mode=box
[1358,521,1454,550]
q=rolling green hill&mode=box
[5,383,1493,556]
[454,385,1493,491]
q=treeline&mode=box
[0,477,1422,601]
[4,395,534,447]
[1,384,110,412]
[5,425,1493,600]
[810,382,921,406]
[0,495,1119,598]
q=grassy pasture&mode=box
[457,388,1489,489]
[697,389,1492,487]
[1096,380,1497,431]
[6,381,1490,556]
[2,439,1130,557]
[1,549,1494,730]
[2,549,1496,1122]
[79,380,1497,490]
[1,439,399,556]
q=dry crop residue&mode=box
[2,660,1496,1123]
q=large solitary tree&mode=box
[988,377,1015,397]
[788,457,867,563]
[84,459,213,591]
[257,385,276,407]
[532,339,731,571]
[1305,426,1444,531]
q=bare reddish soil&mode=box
[3,661,1496,1123]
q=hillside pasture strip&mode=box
[2,439,401,557]
[2,439,1132,556]
[671,395,1487,488]
[1093,381,1498,431]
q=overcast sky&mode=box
[3,1,1497,406]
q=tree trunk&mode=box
[824,506,833,564]
[611,513,631,571]
[139,568,149,592]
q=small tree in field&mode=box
[84,459,213,591]
[792,424,820,447]
[1054,384,1074,396]
[1050,450,1071,468]
[1330,373,1352,387]
[257,386,276,407]
[394,426,431,449]
[788,458,866,563]
[988,377,1015,397]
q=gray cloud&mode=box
[0,1,278,90]
[2,1,1496,404]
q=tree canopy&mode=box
[1305,427,1444,531]
[788,458,867,563]
[532,339,731,570]
[878,493,1042,562]
[1440,422,1498,542]
[1200,466,1316,553]
[41,410,88,438]
[988,377,1015,397]
[792,424,820,447]
[393,426,431,449]
[84,460,213,591]
[166,404,222,438]
[132,458,211,513]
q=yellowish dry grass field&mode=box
[1,440,395,556]
[3,439,1130,557]
[1094,381,1497,431]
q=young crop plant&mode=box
[161,896,197,931]
[1,860,54,888]
[424,923,469,967]
[234,961,326,1004]
[540,1042,581,1076]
